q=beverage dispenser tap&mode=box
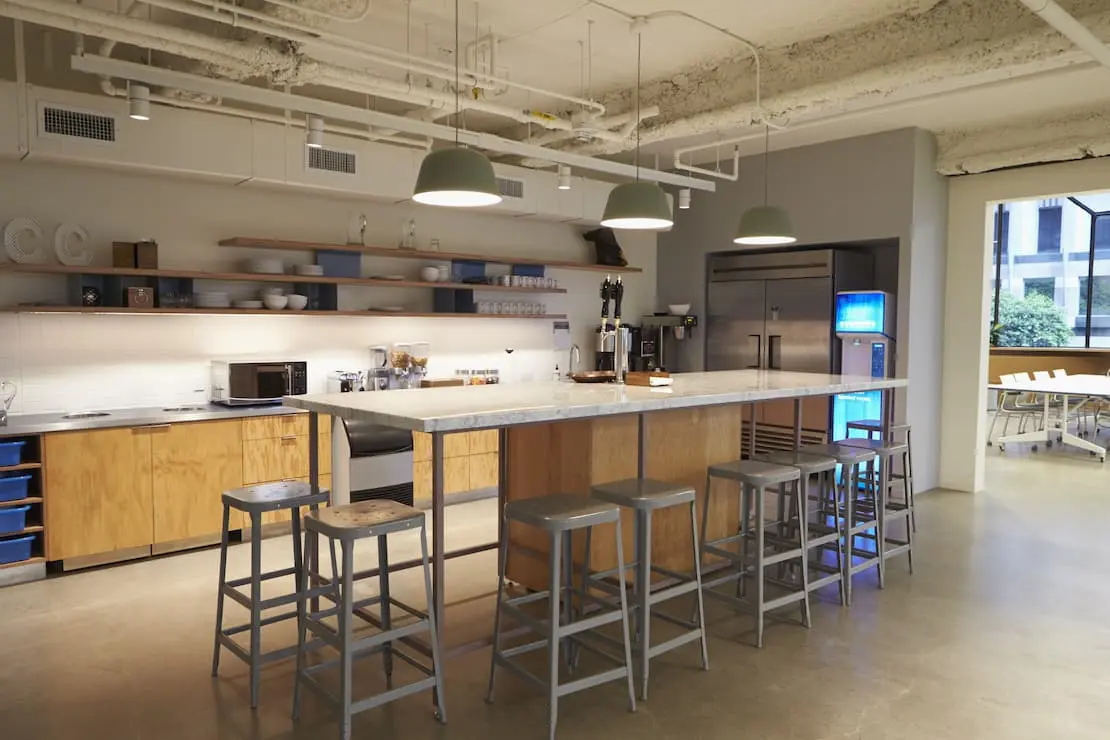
[612,276,628,383]
[600,274,613,332]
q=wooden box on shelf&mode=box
[112,240,159,269]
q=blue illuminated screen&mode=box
[836,292,886,335]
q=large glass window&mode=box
[990,192,1110,348]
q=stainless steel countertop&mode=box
[0,403,306,437]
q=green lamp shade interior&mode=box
[733,205,797,245]
[601,181,673,231]
[413,147,503,207]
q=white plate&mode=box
[294,264,324,276]
[233,300,263,309]
[367,306,406,313]
[372,275,406,281]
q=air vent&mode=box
[41,106,116,142]
[308,147,357,175]
[496,177,525,199]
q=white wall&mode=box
[0,160,656,415]
[941,157,1110,492]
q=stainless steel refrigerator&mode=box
[706,249,873,447]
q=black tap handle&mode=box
[600,275,612,319]
[613,277,625,321]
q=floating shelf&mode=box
[0,263,567,294]
[219,237,643,274]
[2,306,566,320]
[0,463,40,473]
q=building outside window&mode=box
[989,192,1110,348]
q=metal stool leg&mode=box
[249,511,263,710]
[842,466,855,607]
[876,459,887,590]
[486,513,509,703]
[547,530,562,740]
[795,478,812,629]
[378,534,394,690]
[737,481,751,599]
[420,523,447,723]
[637,510,652,701]
[689,500,710,671]
[338,539,354,740]
[614,522,637,715]
[753,482,766,649]
[561,530,575,670]
[292,518,312,721]
[211,503,231,677]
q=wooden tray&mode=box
[568,371,616,384]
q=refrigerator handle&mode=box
[748,334,762,369]
[768,335,782,370]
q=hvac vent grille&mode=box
[42,106,116,142]
[308,147,357,175]
[496,177,524,199]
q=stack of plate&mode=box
[196,291,231,308]
[233,299,263,309]
[247,258,284,275]
[294,264,324,276]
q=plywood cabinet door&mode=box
[470,430,499,455]
[243,436,310,485]
[413,460,431,502]
[151,420,243,544]
[242,414,309,440]
[44,428,154,561]
[470,451,499,490]
[413,432,431,463]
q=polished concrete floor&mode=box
[3,445,1110,740]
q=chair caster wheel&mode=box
[1032,445,1038,452]
[987,441,993,447]
[1046,441,1053,448]
[434,710,444,723]
[999,444,1006,453]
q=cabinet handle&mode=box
[133,424,171,432]
[281,435,297,443]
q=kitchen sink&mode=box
[162,406,207,412]
[61,411,111,419]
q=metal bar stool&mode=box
[699,460,808,648]
[838,436,914,576]
[211,480,329,708]
[752,450,844,605]
[802,442,881,606]
[847,419,917,531]
[487,493,636,740]
[587,478,709,700]
[292,500,446,740]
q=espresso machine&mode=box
[595,275,629,381]
[367,345,391,391]
[639,314,698,371]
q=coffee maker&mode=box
[640,314,698,371]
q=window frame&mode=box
[989,197,1109,348]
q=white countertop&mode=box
[283,370,908,433]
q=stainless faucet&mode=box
[568,344,581,376]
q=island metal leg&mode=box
[308,412,321,612]
[431,432,446,637]
[793,399,802,450]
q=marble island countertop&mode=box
[284,370,908,433]
[0,402,305,437]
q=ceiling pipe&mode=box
[259,0,372,24]
[528,105,661,148]
[158,0,606,114]
[0,0,583,132]
[70,52,716,192]
[1015,0,1110,69]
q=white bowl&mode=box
[668,303,691,316]
[286,293,308,311]
[419,266,441,282]
[263,294,289,310]
[259,286,285,297]
[247,257,284,275]
[294,264,324,276]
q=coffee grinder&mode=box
[366,345,391,391]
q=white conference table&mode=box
[988,374,1109,462]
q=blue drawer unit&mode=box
[0,474,31,502]
[0,440,25,467]
[0,505,30,534]
[0,534,34,565]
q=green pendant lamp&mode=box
[601,30,672,231]
[734,125,795,245]
[412,0,501,208]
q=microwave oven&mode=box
[210,360,308,406]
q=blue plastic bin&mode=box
[0,441,25,467]
[0,534,34,565]
[0,474,31,502]
[0,505,29,534]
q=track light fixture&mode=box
[306,115,324,149]
[679,188,691,210]
[557,164,572,190]
[128,83,150,121]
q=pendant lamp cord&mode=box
[635,31,642,181]
[763,123,770,206]
[454,0,460,145]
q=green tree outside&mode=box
[995,292,1074,347]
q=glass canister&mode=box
[410,341,431,372]
[390,342,412,371]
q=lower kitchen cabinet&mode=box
[469,451,499,490]
[244,435,309,485]
[151,419,243,545]
[44,427,154,561]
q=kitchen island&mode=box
[286,369,907,648]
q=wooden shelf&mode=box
[0,556,44,571]
[0,498,44,507]
[2,306,566,320]
[219,237,643,274]
[0,462,40,473]
[0,263,567,294]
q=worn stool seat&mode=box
[211,481,329,709]
[700,460,808,648]
[488,494,636,740]
[293,501,446,739]
[589,478,708,700]
[756,450,839,475]
[592,478,696,510]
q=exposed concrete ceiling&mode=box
[2,0,1110,175]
